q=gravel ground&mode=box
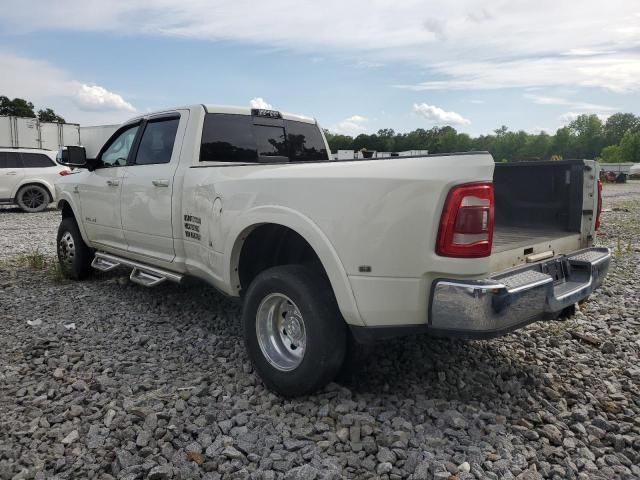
[0,183,639,480]
[0,206,58,261]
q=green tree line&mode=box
[324,113,640,163]
[0,95,66,123]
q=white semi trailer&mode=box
[79,124,119,158]
[0,116,80,150]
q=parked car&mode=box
[600,170,627,183]
[0,148,71,212]
[54,104,610,396]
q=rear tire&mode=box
[16,184,50,213]
[57,217,94,280]
[242,265,347,397]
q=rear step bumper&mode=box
[427,247,610,338]
[349,247,610,343]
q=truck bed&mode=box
[489,160,593,270]
[492,226,575,253]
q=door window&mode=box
[0,152,22,169]
[21,153,55,168]
[134,118,180,165]
[100,125,140,167]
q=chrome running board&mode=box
[91,252,183,287]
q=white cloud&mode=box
[0,51,136,123]
[395,54,640,93]
[330,115,368,136]
[524,94,616,112]
[75,84,135,112]
[2,1,639,93]
[249,97,273,109]
[561,48,617,57]
[346,115,367,123]
[559,112,610,125]
[0,52,72,98]
[413,103,470,126]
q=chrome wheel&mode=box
[256,293,306,371]
[20,187,47,211]
[58,231,76,265]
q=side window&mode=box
[200,114,257,162]
[134,118,180,165]
[100,125,140,167]
[21,153,55,168]
[0,152,22,169]
[254,125,288,161]
[285,120,329,162]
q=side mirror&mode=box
[57,146,88,168]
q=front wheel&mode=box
[16,184,50,213]
[242,265,347,397]
[57,217,94,280]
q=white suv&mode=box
[0,148,70,212]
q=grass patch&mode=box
[612,237,634,256]
[1,249,48,269]
[47,261,70,282]
[2,249,69,283]
[17,249,48,269]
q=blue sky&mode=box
[1,1,639,137]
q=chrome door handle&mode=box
[152,179,169,187]
[6,171,17,175]
[106,179,120,186]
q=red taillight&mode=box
[595,179,603,230]
[436,182,494,257]
[59,170,71,176]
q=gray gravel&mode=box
[0,184,639,479]
[0,206,58,261]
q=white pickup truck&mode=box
[55,104,610,396]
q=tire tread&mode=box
[57,217,94,280]
[242,265,346,397]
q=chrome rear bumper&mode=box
[429,247,610,337]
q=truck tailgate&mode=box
[490,159,598,272]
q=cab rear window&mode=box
[200,114,328,163]
[255,125,288,159]
[284,120,328,161]
[200,114,258,162]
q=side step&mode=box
[91,252,183,287]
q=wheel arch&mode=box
[226,207,364,326]
[56,196,91,246]
[14,181,55,204]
